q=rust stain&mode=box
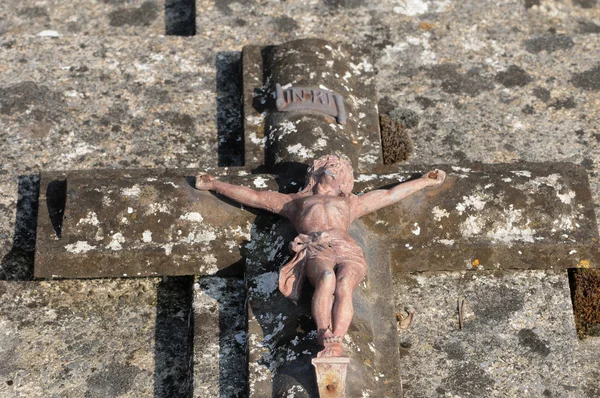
[419,21,435,31]
[323,372,338,395]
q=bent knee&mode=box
[318,270,335,285]
[334,278,354,296]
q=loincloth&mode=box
[278,231,367,303]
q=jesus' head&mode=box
[301,153,354,197]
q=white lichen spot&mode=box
[314,138,327,150]
[146,203,171,215]
[106,232,125,250]
[252,272,278,298]
[355,174,378,182]
[438,239,455,246]
[127,207,134,214]
[557,190,576,205]
[201,254,218,273]
[502,177,512,183]
[462,194,487,211]
[460,215,485,237]
[65,241,95,254]
[77,211,100,227]
[162,243,174,255]
[511,170,532,178]
[432,206,450,221]
[142,230,152,243]
[485,206,536,244]
[179,212,204,222]
[287,143,315,159]
[254,176,268,188]
[121,185,141,197]
[249,132,266,145]
[102,195,113,207]
[393,0,428,16]
[37,30,60,37]
[554,215,575,231]
[411,223,421,235]
[569,250,577,255]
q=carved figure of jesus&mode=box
[195,153,445,357]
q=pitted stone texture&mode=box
[0,0,165,36]
[193,277,247,398]
[394,270,600,397]
[0,36,221,275]
[0,279,158,397]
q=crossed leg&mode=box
[331,261,367,339]
[306,257,337,346]
[307,257,367,357]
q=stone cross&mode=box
[34,39,600,397]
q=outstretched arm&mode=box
[195,174,294,216]
[354,170,446,218]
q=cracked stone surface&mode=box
[0,0,165,36]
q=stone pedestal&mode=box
[312,356,351,398]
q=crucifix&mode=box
[33,39,599,397]
[195,154,445,360]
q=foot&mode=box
[317,328,333,346]
[317,336,345,358]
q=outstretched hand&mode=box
[422,169,446,186]
[195,173,216,190]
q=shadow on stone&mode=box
[216,52,244,167]
[165,0,196,36]
[154,276,195,398]
[0,175,39,281]
[197,276,249,397]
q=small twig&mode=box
[458,298,464,330]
